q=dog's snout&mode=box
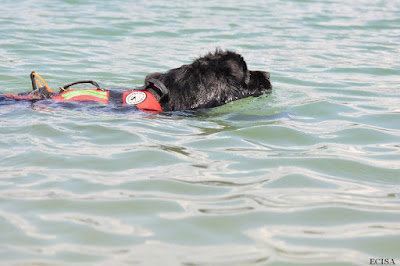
[264,71,270,80]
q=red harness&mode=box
[122,89,162,111]
[4,72,166,112]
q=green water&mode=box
[0,0,399,265]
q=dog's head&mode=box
[195,50,272,96]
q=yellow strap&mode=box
[32,72,54,93]
[34,79,42,88]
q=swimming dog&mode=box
[2,49,272,112]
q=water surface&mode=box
[0,0,399,265]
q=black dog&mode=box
[2,49,272,112]
[145,49,272,111]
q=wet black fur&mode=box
[145,49,272,111]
